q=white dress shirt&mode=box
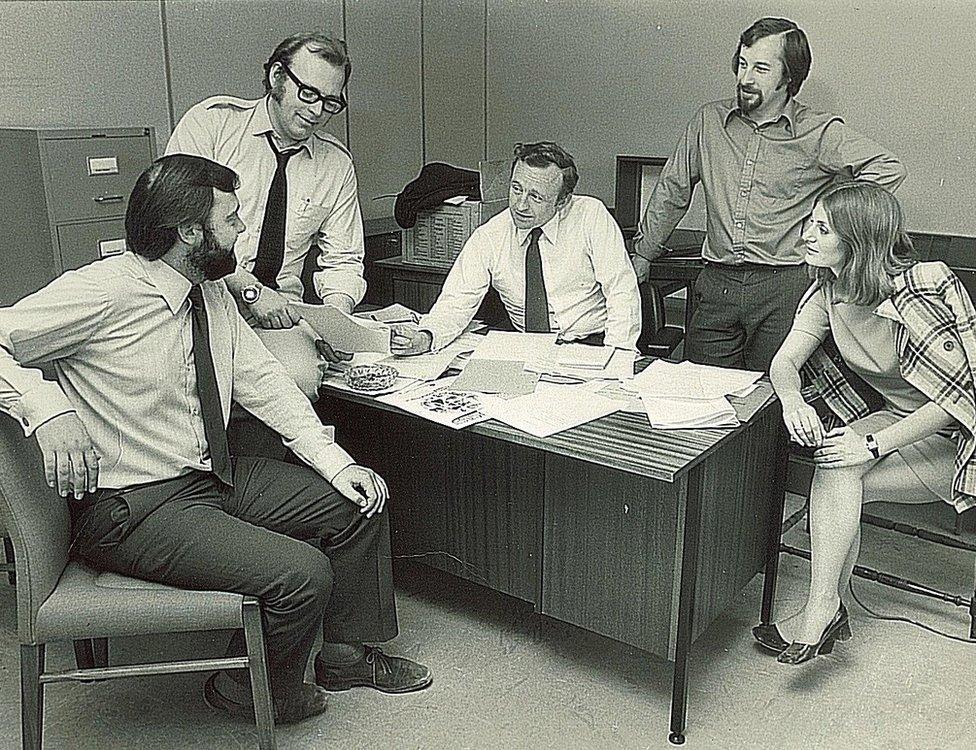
[420,195,641,350]
[0,253,354,489]
[166,95,366,304]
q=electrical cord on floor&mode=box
[847,578,976,644]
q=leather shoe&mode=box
[751,622,790,654]
[315,646,433,694]
[204,671,328,725]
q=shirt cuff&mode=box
[285,425,356,483]
[314,272,367,307]
[13,382,75,435]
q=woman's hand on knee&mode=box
[782,397,826,448]
[813,427,873,468]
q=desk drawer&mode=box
[56,219,127,272]
[40,133,152,223]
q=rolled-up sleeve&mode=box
[633,113,703,261]
[312,162,367,305]
[818,121,907,192]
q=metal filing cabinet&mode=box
[0,127,155,305]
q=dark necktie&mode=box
[524,227,550,333]
[252,134,299,288]
[188,286,233,487]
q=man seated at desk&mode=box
[0,154,431,724]
[391,141,641,355]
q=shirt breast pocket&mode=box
[758,148,807,200]
[290,199,331,239]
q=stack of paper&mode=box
[554,344,615,370]
[640,394,740,429]
[630,360,763,429]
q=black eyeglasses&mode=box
[280,63,347,114]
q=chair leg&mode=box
[242,598,276,750]
[73,639,95,670]
[3,536,15,586]
[20,644,44,750]
[93,637,109,667]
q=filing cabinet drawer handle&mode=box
[93,195,124,204]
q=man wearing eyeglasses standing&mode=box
[166,32,364,399]
[390,142,640,356]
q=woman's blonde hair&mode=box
[812,182,918,306]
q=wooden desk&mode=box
[321,380,786,744]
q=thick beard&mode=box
[188,227,236,281]
[736,86,763,114]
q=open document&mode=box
[632,360,762,400]
[293,302,391,354]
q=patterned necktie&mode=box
[188,286,232,487]
[524,227,550,333]
[252,133,299,288]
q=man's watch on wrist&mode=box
[865,433,881,459]
[240,283,263,305]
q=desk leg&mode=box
[760,433,790,624]
[669,467,705,745]
[682,282,695,339]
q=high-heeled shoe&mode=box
[777,603,851,665]
[751,622,789,654]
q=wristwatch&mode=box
[865,433,881,459]
[240,283,263,305]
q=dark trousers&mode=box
[686,262,810,372]
[69,458,398,702]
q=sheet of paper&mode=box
[470,331,558,370]
[554,344,615,370]
[358,303,420,324]
[728,381,775,423]
[484,387,625,438]
[640,394,740,429]
[452,359,539,395]
[377,376,497,430]
[536,348,636,382]
[294,302,391,354]
[632,360,762,401]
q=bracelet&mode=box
[864,433,881,459]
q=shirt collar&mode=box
[722,97,798,135]
[873,297,903,323]
[513,205,565,248]
[135,254,193,314]
[250,96,313,156]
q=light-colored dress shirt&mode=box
[166,95,366,304]
[420,195,641,351]
[634,98,907,265]
[0,253,354,489]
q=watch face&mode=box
[242,286,260,304]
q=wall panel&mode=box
[345,0,424,220]
[0,1,170,148]
[423,0,486,169]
